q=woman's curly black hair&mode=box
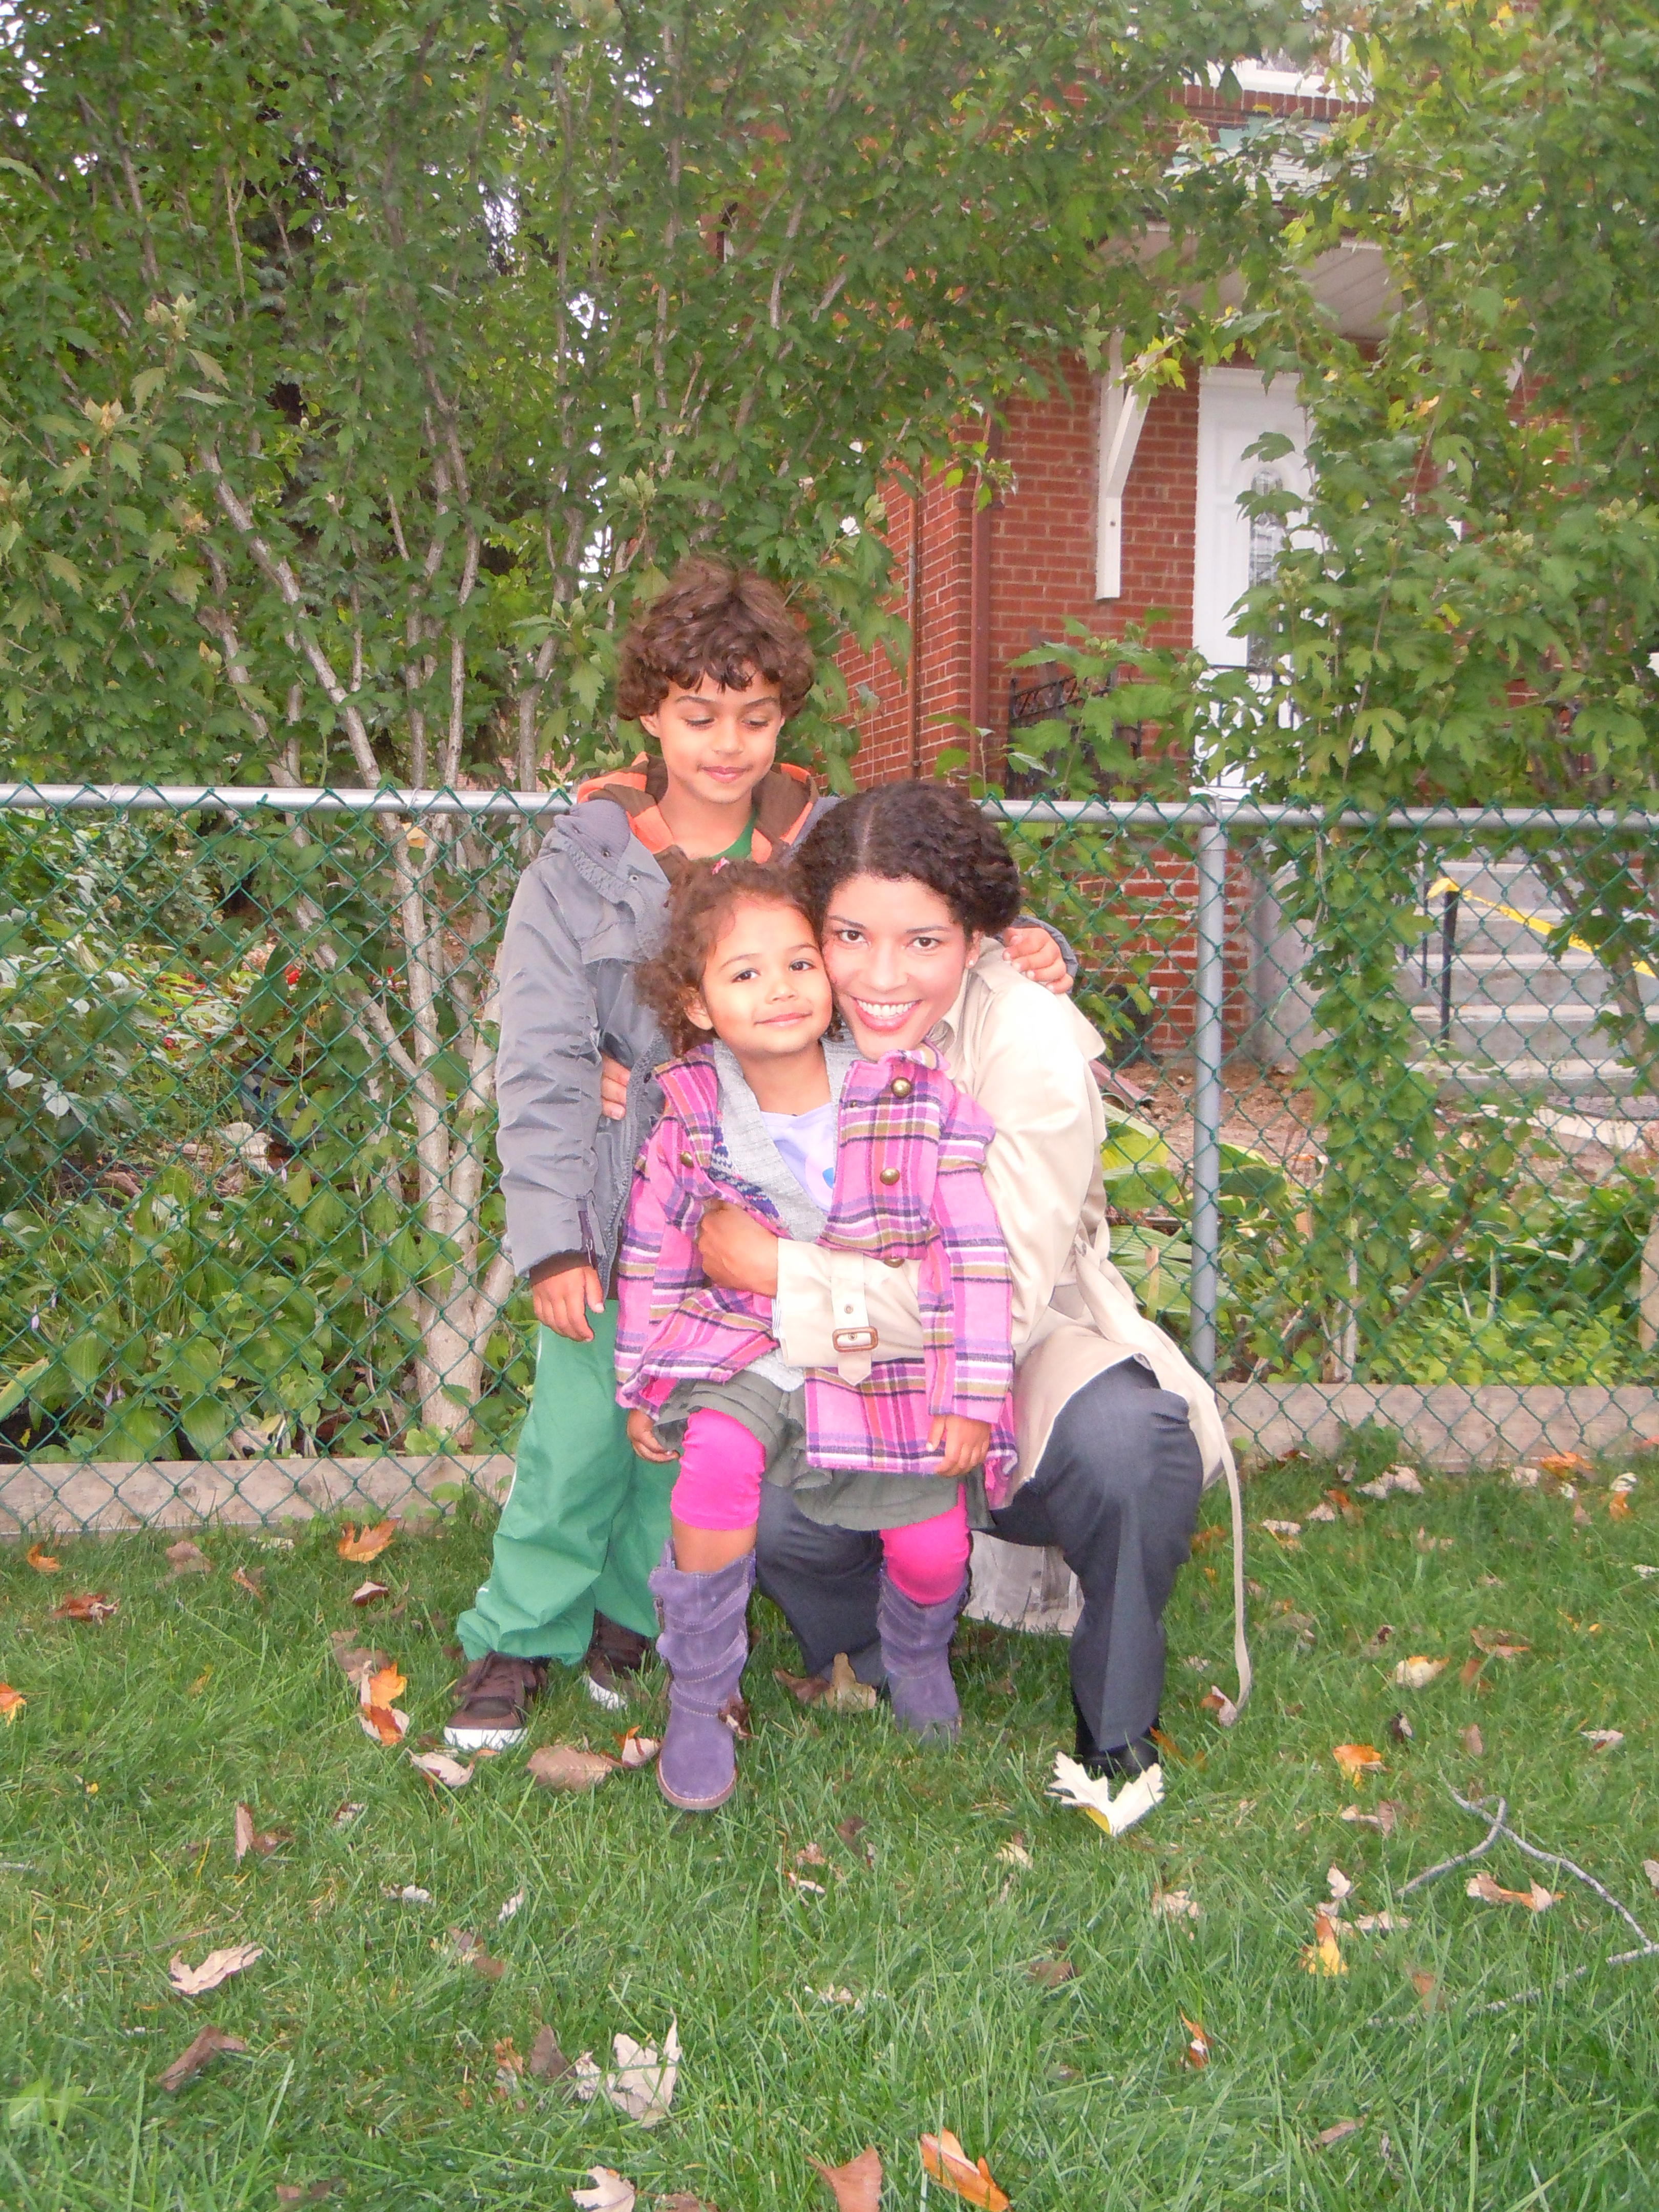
[792,780,1023,939]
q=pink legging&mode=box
[670,1406,969,1606]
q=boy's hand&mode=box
[626,1408,679,1463]
[1004,923,1072,995]
[532,1264,605,1341]
[927,1414,992,1476]
[599,1054,629,1122]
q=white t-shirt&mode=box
[759,1099,838,1211]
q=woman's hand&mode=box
[626,1408,679,1463]
[1004,923,1072,995]
[697,1202,781,1296]
[927,1413,992,1476]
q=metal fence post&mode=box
[1189,810,1228,1381]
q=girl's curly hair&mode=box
[635,859,815,1056]
[792,780,1023,939]
[615,558,815,721]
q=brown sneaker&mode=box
[582,1612,651,1712]
[444,1653,547,1750]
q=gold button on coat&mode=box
[890,1076,912,1097]
[879,1165,900,1185]
[679,1151,695,1168]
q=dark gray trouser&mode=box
[754,1358,1204,1753]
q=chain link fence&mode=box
[2,784,1657,1534]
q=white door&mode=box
[1192,368,1310,669]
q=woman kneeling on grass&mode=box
[615,858,1019,1811]
[694,782,1249,1834]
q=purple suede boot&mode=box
[877,1571,967,1741]
[648,1545,755,1811]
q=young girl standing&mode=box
[616,860,1016,1810]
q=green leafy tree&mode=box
[1202,0,1659,1371]
[0,0,1287,1441]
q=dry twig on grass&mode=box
[1396,1786,1659,2015]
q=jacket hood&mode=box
[573,755,818,867]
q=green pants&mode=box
[455,1307,674,1665]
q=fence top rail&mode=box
[0,782,1655,833]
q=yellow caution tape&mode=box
[1426,876,1656,983]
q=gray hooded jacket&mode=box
[493,762,833,1286]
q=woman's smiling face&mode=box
[820,873,980,1056]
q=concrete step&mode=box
[1424,1053,1636,1098]
[1402,953,1609,1009]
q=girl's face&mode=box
[686,895,834,1062]
[820,874,980,1057]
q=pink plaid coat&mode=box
[614,1045,1017,1498]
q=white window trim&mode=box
[1095,337,1149,601]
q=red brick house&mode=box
[839,62,1391,793]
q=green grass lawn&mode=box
[4,1457,1659,2210]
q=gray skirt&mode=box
[654,1368,982,1533]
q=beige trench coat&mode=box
[773,944,1251,1706]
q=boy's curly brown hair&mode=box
[615,557,816,722]
[635,858,816,1056]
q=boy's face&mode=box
[639,670,784,811]
[686,897,833,1065]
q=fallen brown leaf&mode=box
[408,1749,473,1788]
[1026,1956,1075,1987]
[773,1666,830,1704]
[274,2183,338,2205]
[1539,1451,1591,1476]
[1359,1623,1395,1657]
[1470,1628,1529,1658]
[358,1663,409,1746]
[1642,1858,1659,1895]
[824,1652,877,1714]
[1466,1869,1553,1911]
[230,1565,264,1600]
[918,2129,1010,2210]
[1152,1886,1201,1922]
[336,1519,396,1563]
[617,1728,661,1769]
[1459,1654,1485,1688]
[1302,1910,1348,1976]
[656,2198,720,2211]
[349,1579,391,1606]
[1409,1967,1442,2012]
[164,1539,212,1577]
[809,2147,883,2212]
[0,1683,25,1725]
[1609,1492,1632,1519]
[1339,1799,1400,1835]
[718,1692,754,1739]
[50,1591,118,1622]
[1315,2119,1362,2150]
[1391,1655,1447,1689]
[1388,1711,1415,1743]
[155,2023,246,2092]
[571,2170,635,2211]
[528,2023,572,2081]
[446,1927,507,1979]
[1461,1724,1484,1757]
[1333,1743,1385,1781]
[168,1943,264,1996]
[233,1803,289,1862]
[1581,1728,1625,1752]
[332,1800,366,1827]
[835,1816,867,1845]
[1180,2013,1210,2067]
[527,1742,620,1791]
[328,1629,389,1684]
[796,1842,828,1867]
[1199,1685,1238,1727]
[25,1542,58,1573]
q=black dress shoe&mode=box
[1073,1689,1160,1780]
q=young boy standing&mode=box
[446,557,1074,1749]
[446,560,829,1746]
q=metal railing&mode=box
[2,783,1658,1529]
